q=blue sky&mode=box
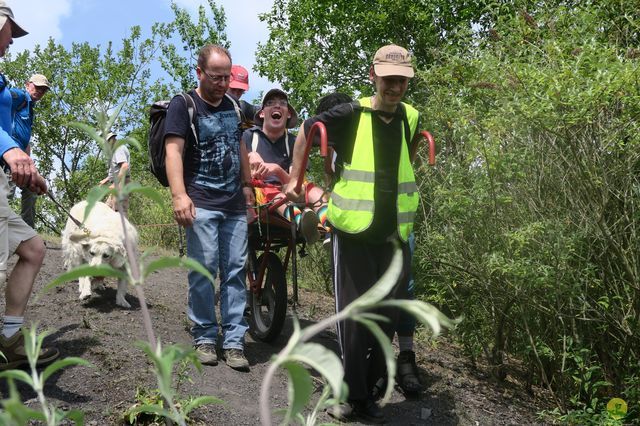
[7,0,275,103]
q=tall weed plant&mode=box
[414,4,639,421]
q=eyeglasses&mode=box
[264,99,288,107]
[200,68,231,84]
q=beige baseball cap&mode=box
[0,1,28,38]
[29,74,50,88]
[372,44,414,78]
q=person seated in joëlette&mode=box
[242,89,329,245]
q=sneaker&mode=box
[298,209,320,244]
[396,350,424,394]
[194,343,218,366]
[0,331,60,371]
[223,348,249,371]
[326,401,354,421]
[352,399,385,424]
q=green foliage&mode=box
[0,327,90,425]
[257,0,640,421]
[410,2,640,421]
[126,342,222,426]
[153,0,229,92]
[11,110,220,425]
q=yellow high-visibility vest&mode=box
[328,97,419,242]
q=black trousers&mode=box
[332,232,410,401]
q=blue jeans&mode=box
[185,208,249,349]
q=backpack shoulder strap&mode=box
[224,93,243,123]
[179,93,198,144]
[251,131,259,153]
[285,132,292,158]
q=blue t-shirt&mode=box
[242,127,295,185]
[10,88,33,150]
[163,90,245,213]
[0,74,20,159]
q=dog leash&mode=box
[45,189,91,235]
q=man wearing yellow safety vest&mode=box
[285,44,421,424]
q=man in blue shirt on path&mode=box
[8,73,50,227]
[0,0,59,370]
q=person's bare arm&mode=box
[165,136,195,226]
[239,143,255,207]
[283,126,307,202]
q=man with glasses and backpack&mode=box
[163,44,254,371]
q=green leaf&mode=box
[41,264,126,296]
[143,256,214,284]
[118,135,142,151]
[42,357,92,382]
[182,395,224,414]
[0,369,33,385]
[381,300,458,336]
[288,342,344,399]
[62,409,85,425]
[68,121,103,145]
[355,317,396,404]
[85,185,111,218]
[126,404,172,421]
[282,361,314,424]
[125,184,165,206]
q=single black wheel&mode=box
[248,252,287,342]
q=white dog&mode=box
[61,201,138,308]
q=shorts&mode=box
[1,172,37,274]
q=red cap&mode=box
[230,65,249,91]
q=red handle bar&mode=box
[294,121,328,193]
[420,130,436,166]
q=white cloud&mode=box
[5,0,276,103]
[6,0,72,54]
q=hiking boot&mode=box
[352,399,385,424]
[396,350,424,394]
[298,209,320,244]
[223,348,249,371]
[0,331,60,371]
[194,343,218,366]
[322,236,331,252]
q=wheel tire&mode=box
[248,252,287,342]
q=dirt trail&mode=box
[0,243,551,425]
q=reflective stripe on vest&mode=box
[328,97,420,241]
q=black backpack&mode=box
[148,93,243,187]
[148,93,197,187]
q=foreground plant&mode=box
[123,343,222,425]
[34,109,222,424]
[0,326,90,425]
[260,244,456,425]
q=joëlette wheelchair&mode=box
[245,122,435,342]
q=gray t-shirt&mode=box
[109,145,130,183]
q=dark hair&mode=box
[197,44,232,69]
[315,92,353,114]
